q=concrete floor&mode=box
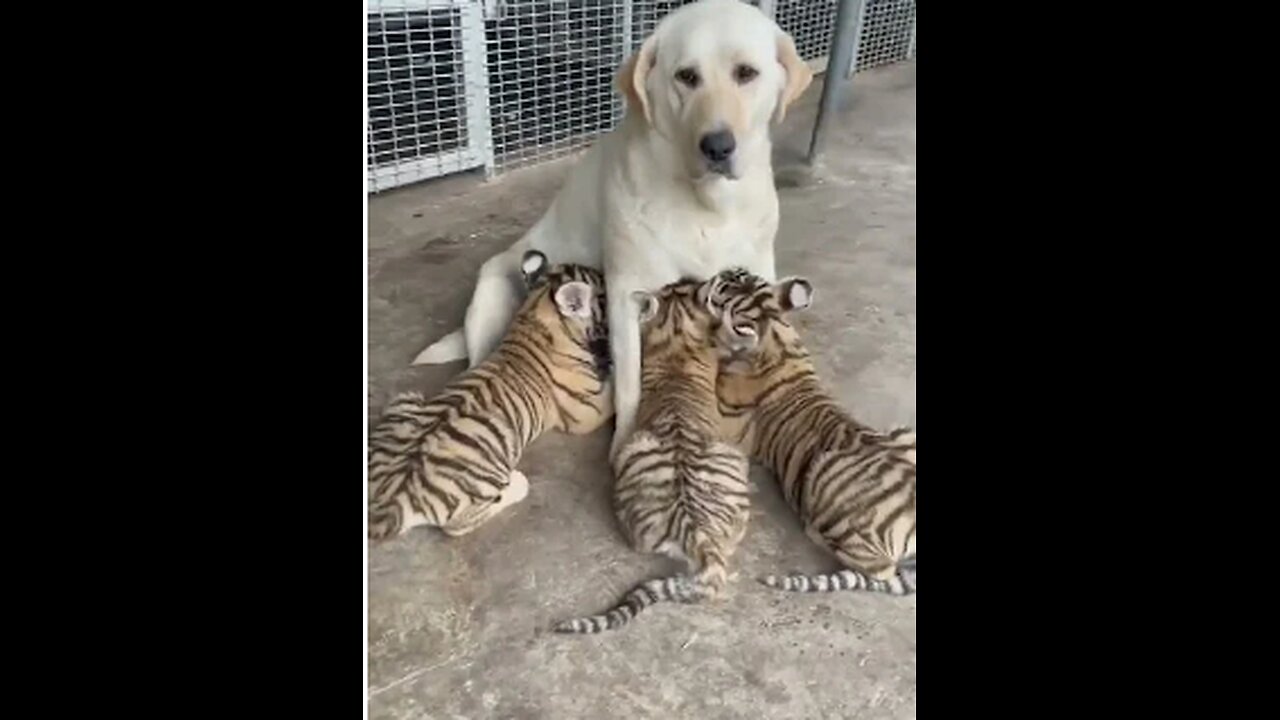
[368,62,916,719]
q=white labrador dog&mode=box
[413,0,812,456]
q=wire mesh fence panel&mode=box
[367,0,915,191]
[630,1,703,53]
[367,0,493,192]
[855,0,914,72]
[773,0,839,62]
[484,1,629,174]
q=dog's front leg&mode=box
[744,247,777,283]
[744,207,779,282]
[605,282,644,461]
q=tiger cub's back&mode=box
[615,279,752,590]
[709,268,916,595]
[368,251,612,542]
[554,277,750,634]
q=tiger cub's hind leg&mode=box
[368,501,403,542]
[369,494,437,542]
[897,555,917,592]
[440,470,530,538]
[503,469,530,504]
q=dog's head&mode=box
[618,0,813,182]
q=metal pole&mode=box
[844,0,869,79]
[808,0,865,164]
[908,13,916,60]
[622,0,634,51]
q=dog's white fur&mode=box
[413,0,812,457]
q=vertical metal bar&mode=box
[758,0,777,21]
[622,0,634,53]
[366,4,376,193]
[844,0,868,78]
[460,0,496,178]
[808,0,864,164]
[907,9,915,59]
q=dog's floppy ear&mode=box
[775,277,814,312]
[618,35,657,125]
[632,290,660,323]
[773,30,813,123]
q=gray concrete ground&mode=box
[368,61,916,720]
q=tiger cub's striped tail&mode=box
[761,560,916,595]
[552,574,713,634]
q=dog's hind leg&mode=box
[412,328,467,365]
[462,237,529,366]
[413,237,530,367]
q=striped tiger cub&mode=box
[553,276,751,634]
[709,268,917,595]
[368,251,613,541]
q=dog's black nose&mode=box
[699,130,736,163]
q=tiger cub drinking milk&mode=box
[368,251,613,541]
[710,268,917,595]
[554,275,751,634]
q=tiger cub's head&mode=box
[519,250,611,375]
[632,277,725,365]
[703,268,815,372]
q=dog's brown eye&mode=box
[675,67,700,88]
[734,64,758,83]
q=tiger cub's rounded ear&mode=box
[521,250,549,287]
[632,291,660,323]
[554,281,594,319]
[777,277,814,312]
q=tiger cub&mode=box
[709,268,917,595]
[553,276,751,634]
[368,251,613,541]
